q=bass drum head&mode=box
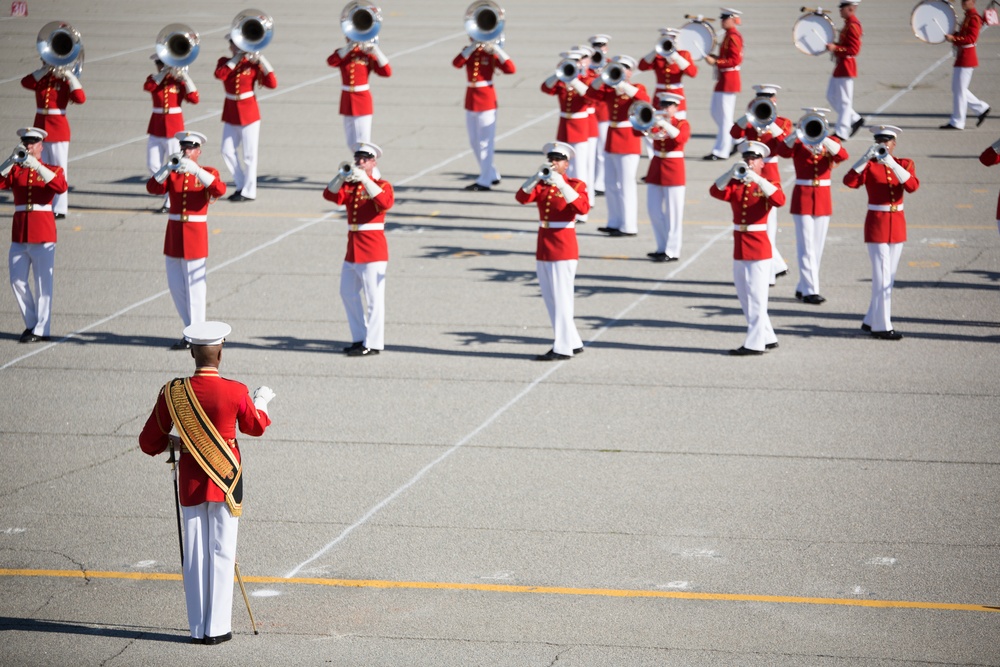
[911,0,957,43]
[675,20,716,61]
[793,13,835,56]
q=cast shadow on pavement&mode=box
[0,617,185,643]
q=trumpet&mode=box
[13,146,28,163]
[873,144,889,160]
[798,112,829,146]
[37,20,84,78]
[167,153,183,168]
[156,23,200,72]
[748,97,777,128]
[600,62,625,87]
[338,160,356,177]
[628,100,666,137]
[231,8,274,54]
[465,1,505,44]
[655,34,676,57]
[555,58,581,83]
[537,163,553,181]
[342,1,382,45]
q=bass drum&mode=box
[910,0,957,43]
[675,20,716,60]
[793,12,835,56]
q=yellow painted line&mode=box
[955,204,973,209]
[2,569,996,613]
[929,242,957,248]
[483,232,513,240]
[908,261,941,268]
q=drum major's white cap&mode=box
[184,321,231,346]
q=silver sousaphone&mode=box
[231,8,274,54]
[36,20,84,78]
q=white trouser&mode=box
[343,115,381,179]
[646,184,685,258]
[733,259,776,351]
[165,256,207,327]
[9,242,55,337]
[767,206,788,281]
[147,135,181,206]
[826,76,860,139]
[566,140,594,221]
[585,137,598,202]
[949,67,989,130]
[605,153,640,233]
[793,213,830,296]
[340,260,386,350]
[711,92,736,158]
[466,109,499,187]
[221,121,260,199]
[537,259,582,357]
[41,142,69,215]
[595,121,609,192]
[864,242,903,333]
[181,502,238,640]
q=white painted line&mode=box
[870,53,951,118]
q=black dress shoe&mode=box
[850,117,865,137]
[346,346,380,356]
[492,179,501,185]
[802,294,827,305]
[597,226,612,233]
[702,154,723,161]
[19,330,50,344]
[170,339,191,350]
[977,107,990,127]
[18,328,33,343]
[228,192,253,202]
[535,349,571,361]
[794,291,803,301]
[595,190,604,197]
[647,252,667,261]
[939,124,961,130]
[860,323,872,333]
[765,342,779,350]
[54,213,66,219]
[729,346,764,356]
[342,341,364,353]
[203,631,232,645]
[871,330,903,340]
[774,270,788,278]
[464,183,491,191]
[189,637,205,644]
[155,205,168,214]
[573,346,584,355]
[605,228,636,237]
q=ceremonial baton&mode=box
[166,437,184,565]
[234,561,259,634]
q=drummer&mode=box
[825,0,865,140]
[941,0,990,130]
[704,8,743,161]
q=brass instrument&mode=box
[798,111,829,146]
[555,58,581,83]
[341,1,382,45]
[733,162,749,179]
[600,62,625,87]
[465,1,505,44]
[13,146,28,163]
[655,34,676,57]
[338,161,355,176]
[748,97,777,128]
[36,21,84,78]
[874,144,890,160]
[156,23,200,71]
[231,8,274,54]
[589,50,606,70]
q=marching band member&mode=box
[0,127,68,343]
[542,48,594,222]
[144,55,200,213]
[586,55,649,237]
[709,141,786,355]
[588,34,612,195]
[703,8,743,161]
[327,38,392,168]
[21,60,85,219]
[826,0,865,139]
[140,320,273,645]
[843,125,920,340]
[453,37,517,191]
[215,39,278,202]
[731,84,792,283]
[573,44,600,211]
[639,29,697,120]
[979,137,1000,234]
[515,142,590,361]
[323,142,394,356]
[146,131,227,347]
[942,0,991,130]
[776,109,849,304]
[641,93,690,262]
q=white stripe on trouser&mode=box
[646,184,685,258]
[766,206,788,281]
[864,242,902,333]
[733,258,776,352]
[221,120,260,199]
[711,92,736,158]
[41,142,69,215]
[604,153,640,233]
[181,502,238,640]
[537,259,582,357]
[793,213,830,296]
[826,76,860,139]
[949,67,989,130]
[9,242,55,337]
[147,135,181,207]
[340,260,386,350]
[566,140,594,221]
[594,121,609,192]
[165,256,207,327]
[466,109,499,187]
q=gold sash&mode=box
[164,377,243,517]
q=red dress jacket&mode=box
[0,162,68,243]
[775,137,849,216]
[139,367,271,507]
[146,167,227,259]
[453,46,517,112]
[710,177,786,260]
[979,146,1000,219]
[214,56,278,125]
[714,29,743,93]
[952,10,981,68]
[730,116,793,181]
[832,14,862,78]
[144,74,199,138]
[327,47,392,116]
[585,83,650,154]
[515,177,590,261]
[644,118,690,186]
[323,179,395,263]
[20,71,86,143]
[541,79,592,144]
[638,50,697,113]
[843,157,920,244]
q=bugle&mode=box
[873,144,890,160]
[537,163,553,180]
[156,23,200,71]
[555,58,580,82]
[231,8,274,54]
[733,161,749,180]
[655,34,676,57]
[798,111,829,146]
[589,50,606,70]
[36,21,84,78]
[748,97,777,128]
[465,1,505,44]
[341,1,382,44]
[600,62,625,87]
[338,160,355,176]
[13,146,28,163]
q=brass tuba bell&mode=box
[36,21,84,78]
[465,1,505,44]
[156,23,200,70]
[231,8,274,54]
[341,2,382,44]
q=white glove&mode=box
[784,129,801,147]
[370,45,389,67]
[492,46,510,63]
[820,136,841,156]
[327,173,346,193]
[552,174,579,204]
[32,65,49,81]
[480,41,495,54]
[34,163,56,184]
[225,54,242,69]
[883,154,911,184]
[992,138,1000,152]
[252,386,275,414]
[614,81,639,98]
[176,157,197,174]
[0,157,15,178]
[337,44,353,58]
[537,163,555,182]
[568,78,588,96]
[460,43,477,59]
[62,71,82,92]
[520,174,540,193]
[589,75,604,90]
[851,145,877,173]
[714,168,735,190]
[21,154,41,170]
[194,167,216,188]
[657,119,680,139]
[345,166,362,183]
[671,53,691,70]
[256,54,274,75]
[755,177,778,198]
[763,122,783,138]
[177,70,197,94]
[152,68,169,85]
[642,50,657,64]
[735,114,750,130]
[153,163,172,183]
[358,170,384,198]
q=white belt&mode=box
[540,221,575,229]
[719,66,741,72]
[225,92,255,100]
[152,107,183,114]
[655,151,684,158]
[560,111,590,119]
[14,204,52,212]
[960,43,976,48]
[36,108,65,115]
[795,179,831,187]
[868,204,903,212]
[168,213,207,222]
[734,223,767,232]
[610,120,633,128]
[468,80,493,88]
[656,83,684,90]
[349,222,385,231]
[342,84,370,92]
